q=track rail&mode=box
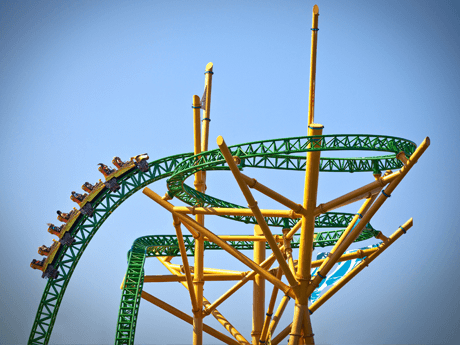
[29,134,416,344]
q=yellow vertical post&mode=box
[252,225,265,344]
[193,95,204,193]
[289,124,322,345]
[260,267,284,343]
[192,94,205,345]
[193,235,204,345]
[269,295,291,335]
[200,62,213,191]
[308,5,319,126]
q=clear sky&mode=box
[1,0,459,344]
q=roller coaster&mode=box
[29,5,430,345]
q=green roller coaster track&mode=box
[28,134,416,345]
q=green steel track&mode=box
[28,134,416,345]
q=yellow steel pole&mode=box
[173,206,302,219]
[308,5,319,126]
[307,137,429,297]
[283,228,296,275]
[252,225,266,344]
[193,94,203,190]
[193,236,204,345]
[301,307,314,345]
[290,124,323,345]
[172,216,199,312]
[241,174,307,216]
[269,295,291,335]
[200,62,213,190]
[260,267,284,343]
[203,254,280,316]
[192,93,205,345]
[309,218,414,313]
[272,323,291,345]
[143,274,254,282]
[217,136,298,288]
[315,137,430,215]
[143,187,293,296]
[311,246,379,268]
[158,257,250,344]
[174,264,249,276]
[140,291,240,345]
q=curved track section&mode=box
[168,134,416,227]
[29,134,416,344]
[28,153,192,345]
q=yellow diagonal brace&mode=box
[310,218,413,313]
[307,137,429,297]
[158,257,250,344]
[143,187,292,296]
[240,174,306,216]
[174,206,301,219]
[217,136,298,288]
[141,291,240,345]
[172,216,198,312]
[260,267,284,343]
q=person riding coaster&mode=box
[70,191,87,204]
[56,208,77,223]
[47,223,63,236]
[98,163,116,178]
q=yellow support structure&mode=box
[141,291,240,345]
[192,93,205,345]
[259,267,284,343]
[143,187,294,297]
[118,7,431,344]
[172,216,198,313]
[252,225,266,344]
[158,257,251,344]
[216,136,299,289]
[308,4,319,126]
[290,123,323,345]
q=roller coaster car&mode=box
[98,163,116,178]
[56,208,77,223]
[70,191,88,205]
[38,239,60,257]
[47,223,64,236]
[112,156,131,169]
[38,245,51,256]
[131,153,149,172]
[82,182,94,193]
[30,258,45,272]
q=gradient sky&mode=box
[1,0,460,344]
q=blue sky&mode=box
[1,0,460,344]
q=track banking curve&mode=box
[29,134,416,344]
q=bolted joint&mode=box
[396,151,409,166]
[192,308,202,317]
[232,156,241,165]
[247,201,258,209]
[383,170,393,177]
[162,192,173,200]
[375,231,389,242]
[246,177,258,188]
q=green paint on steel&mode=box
[29,134,415,344]
[167,134,416,215]
[115,250,146,344]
